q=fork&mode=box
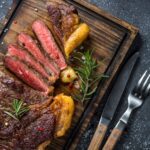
[103,70,150,150]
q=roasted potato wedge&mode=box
[37,140,51,150]
[50,93,75,137]
[64,23,90,58]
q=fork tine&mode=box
[140,74,150,93]
[144,83,150,97]
[138,70,148,86]
[134,70,148,92]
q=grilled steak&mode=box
[0,66,55,149]
[4,56,52,93]
[18,32,60,77]
[7,44,50,80]
[4,19,68,95]
[15,112,55,149]
[32,20,67,70]
[47,1,79,43]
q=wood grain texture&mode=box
[103,128,123,150]
[0,0,138,149]
[88,123,108,150]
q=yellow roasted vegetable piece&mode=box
[38,140,51,150]
[50,93,75,137]
[64,23,90,58]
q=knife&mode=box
[88,52,139,150]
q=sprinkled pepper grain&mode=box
[13,21,17,24]
[67,74,71,78]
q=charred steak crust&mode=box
[15,112,55,149]
[0,68,55,149]
[47,1,79,43]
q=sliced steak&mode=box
[7,44,50,80]
[32,20,67,70]
[4,56,51,93]
[47,1,79,43]
[0,66,55,150]
[18,32,60,77]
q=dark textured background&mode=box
[0,0,150,150]
[78,0,150,150]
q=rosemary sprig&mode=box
[74,50,109,102]
[4,99,29,120]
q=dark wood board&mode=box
[0,0,138,149]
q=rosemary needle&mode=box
[4,99,29,120]
[74,50,108,102]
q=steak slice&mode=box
[7,44,50,80]
[47,1,79,43]
[0,66,55,149]
[18,32,60,77]
[32,20,67,70]
[4,56,51,93]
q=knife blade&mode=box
[88,52,139,150]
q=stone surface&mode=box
[78,0,150,150]
[0,0,13,21]
[0,0,150,150]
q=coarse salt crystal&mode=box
[5,122,9,126]
[34,8,38,12]
[4,28,8,33]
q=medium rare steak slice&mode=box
[7,44,50,80]
[4,56,52,93]
[32,20,67,70]
[0,68,55,149]
[18,32,60,77]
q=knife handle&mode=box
[88,123,108,150]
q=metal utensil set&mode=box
[88,53,150,150]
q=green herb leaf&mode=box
[74,50,109,102]
[4,99,29,120]
[4,111,18,121]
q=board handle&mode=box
[102,128,123,150]
[88,123,108,150]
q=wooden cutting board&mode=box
[0,0,138,149]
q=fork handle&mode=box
[103,120,126,150]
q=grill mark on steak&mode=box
[32,20,67,70]
[7,44,50,81]
[0,68,55,149]
[4,56,51,93]
[18,32,60,77]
